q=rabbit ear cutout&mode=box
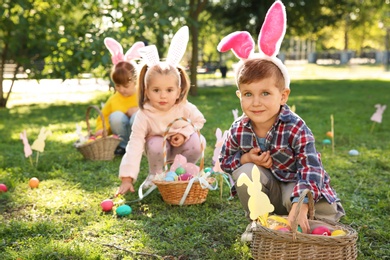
[258,1,286,57]
[217,31,255,59]
[124,41,145,62]
[166,26,189,66]
[104,38,125,65]
[139,45,160,68]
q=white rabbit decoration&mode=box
[31,127,52,153]
[370,104,387,123]
[212,128,228,173]
[237,165,274,221]
[75,124,86,144]
[232,109,239,121]
[20,130,33,158]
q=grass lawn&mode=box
[0,79,389,259]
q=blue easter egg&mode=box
[164,176,175,181]
[166,171,178,178]
[116,205,132,216]
[322,139,331,145]
[204,167,212,173]
[348,149,359,156]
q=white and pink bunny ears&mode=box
[217,1,290,89]
[104,38,145,65]
[138,26,189,70]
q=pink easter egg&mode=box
[311,226,331,236]
[100,199,114,212]
[0,183,7,192]
[276,226,290,232]
[178,173,193,181]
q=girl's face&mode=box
[115,81,136,97]
[236,77,290,134]
[145,73,180,112]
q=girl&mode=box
[95,38,144,155]
[116,26,206,196]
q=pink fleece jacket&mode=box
[119,100,206,182]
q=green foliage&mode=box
[1,78,390,259]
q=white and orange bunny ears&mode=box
[217,1,290,89]
[104,38,145,65]
[139,26,189,69]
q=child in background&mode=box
[217,1,344,240]
[116,26,206,196]
[95,38,144,155]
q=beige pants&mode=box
[232,163,345,222]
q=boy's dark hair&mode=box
[137,64,190,109]
[237,59,285,91]
[111,61,137,86]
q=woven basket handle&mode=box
[85,105,108,138]
[290,188,315,237]
[162,117,204,175]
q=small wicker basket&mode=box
[75,105,121,161]
[251,189,358,260]
[153,117,215,206]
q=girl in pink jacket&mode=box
[116,26,206,196]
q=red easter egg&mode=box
[311,226,331,236]
[100,199,114,212]
[0,183,8,192]
[178,173,193,181]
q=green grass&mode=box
[1,79,390,259]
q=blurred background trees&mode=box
[1,0,389,107]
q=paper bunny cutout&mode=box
[31,127,52,153]
[217,1,290,89]
[237,165,274,220]
[212,128,228,173]
[370,104,387,123]
[20,130,33,158]
[139,26,189,69]
[170,154,200,177]
[104,38,145,65]
[75,124,86,144]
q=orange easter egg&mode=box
[29,177,40,188]
[326,131,333,138]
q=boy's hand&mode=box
[169,133,185,147]
[115,177,135,196]
[242,148,273,168]
[288,202,310,233]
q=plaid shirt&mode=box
[219,104,340,203]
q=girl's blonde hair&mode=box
[137,64,190,109]
[111,61,137,85]
[237,59,285,91]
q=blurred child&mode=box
[95,38,144,155]
[217,1,344,240]
[116,26,206,195]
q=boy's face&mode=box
[236,77,290,132]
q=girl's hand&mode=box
[241,148,273,168]
[95,129,103,137]
[169,133,185,147]
[288,202,310,233]
[115,177,135,196]
[126,107,138,117]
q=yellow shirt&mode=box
[96,91,138,134]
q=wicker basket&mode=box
[251,189,358,260]
[75,105,121,161]
[153,117,216,206]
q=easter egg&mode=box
[322,139,331,145]
[326,131,333,138]
[348,149,359,156]
[275,226,290,232]
[178,173,193,181]
[29,177,40,188]
[166,171,178,178]
[311,226,331,236]
[116,205,132,216]
[100,199,114,212]
[0,183,7,192]
[175,166,186,175]
[331,229,347,236]
[204,167,212,173]
[297,226,302,233]
[164,176,175,181]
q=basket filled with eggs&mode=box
[74,105,121,161]
[152,117,217,206]
[251,189,358,260]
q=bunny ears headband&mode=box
[104,38,145,65]
[217,1,290,89]
[138,26,189,87]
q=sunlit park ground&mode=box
[1,62,390,259]
[4,63,390,108]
